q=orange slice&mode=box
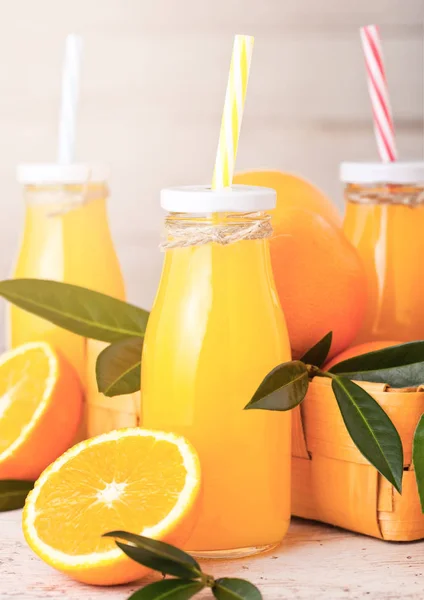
[0,342,82,480]
[23,428,201,586]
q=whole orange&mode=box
[270,207,367,360]
[324,340,400,371]
[234,170,365,359]
[233,170,342,228]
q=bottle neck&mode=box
[160,215,275,305]
[345,182,424,207]
[162,211,273,250]
[23,182,109,214]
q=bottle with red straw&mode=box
[339,24,424,344]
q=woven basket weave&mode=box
[292,377,424,541]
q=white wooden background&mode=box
[0,0,422,324]
[4,512,424,600]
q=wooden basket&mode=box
[292,377,424,541]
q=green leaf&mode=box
[104,531,202,579]
[413,415,424,512]
[328,341,424,387]
[96,337,142,396]
[0,279,149,343]
[213,578,262,600]
[128,580,205,600]
[244,361,309,411]
[0,480,34,511]
[331,376,403,492]
[300,331,333,368]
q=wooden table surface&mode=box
[1,510,423,599]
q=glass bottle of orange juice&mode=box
[342,162,424,343]
[9,163,139,436]
[141,185,292,557]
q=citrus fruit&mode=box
[233,170,363,359]
[0,342,82,480]
[269,207,367,360]
[233,170,342,228]
[324,341,400,371]
[23,428,201,586]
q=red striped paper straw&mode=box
[360,24,397,162]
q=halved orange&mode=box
[0,342,83,479]
[23,428,201,586]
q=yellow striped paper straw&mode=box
[211,34,254,190]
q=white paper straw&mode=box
[57,34,83,164]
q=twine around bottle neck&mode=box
[161,212,273,249]
[24,180,107,217]
[345,183,424,207]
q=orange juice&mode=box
[9,164,135,436]
[342,162,424,343]
[141,185,292,557]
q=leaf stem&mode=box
[201,573,215,587]
[306,365,334,379]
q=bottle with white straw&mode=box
[10,34,134,438]
[340,24,424,343]
[141,34,293,556]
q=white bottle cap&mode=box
[161,185,276,213]
[340,162,424,184]
[16,163,109,184]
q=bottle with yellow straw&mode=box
[141,35,292,557]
